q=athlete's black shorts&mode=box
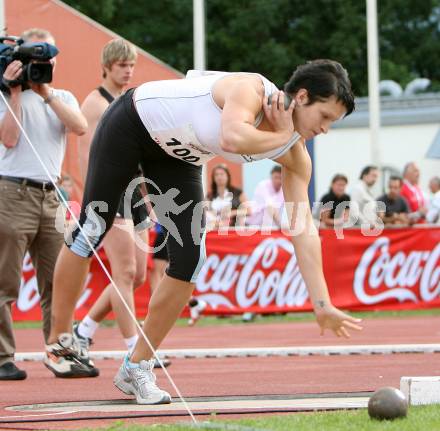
[115,180,149,228]
[68,89,205,282]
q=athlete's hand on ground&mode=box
[262,91,295,137]
[314,304,362,338]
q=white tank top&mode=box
[133,71,301,165]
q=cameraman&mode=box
[0,28,87,380]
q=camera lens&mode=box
[30,67,43,81]
[27,63,52,84]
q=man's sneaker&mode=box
[114,356,171,404]
[44,333,99,378]
[72,323,95,367]
[188,299,207,326]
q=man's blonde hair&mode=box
[101,38,137,77]
[21,28,54,43]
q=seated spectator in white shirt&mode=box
[247,165,285,228]
[350,165,379,226]
[426,176,440,224]
[206,164,250,229]
[377,176,411,227]
[318,173,351,228]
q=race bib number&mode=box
[151,125,215,166]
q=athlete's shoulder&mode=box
[219,73,265,101]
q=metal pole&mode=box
[0,0,5,36]
[366,0,381,167]
[193,0,206,71]
[193,0,208,190]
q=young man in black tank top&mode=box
[70,39,153,374]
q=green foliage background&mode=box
[64,0,440,96]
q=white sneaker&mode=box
[44,333,99,378]
[114,356,171,405]
[72,323,95,367]
[188,299,207,326]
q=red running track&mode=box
[1,316,439,430]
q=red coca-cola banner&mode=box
[194,227,440,313]
[12,227,440,320]
[321,227,440,311]
[12,250,151,322]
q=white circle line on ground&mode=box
[14,343,440,362]
[5,397,370,414]
[0,410,78,420]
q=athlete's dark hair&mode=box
[284,59,355,116]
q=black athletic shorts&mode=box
[68,89,206,282]
[115,180,149,228]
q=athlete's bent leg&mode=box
[115,99,204,400]
[130,159,205,363]
[130,275,194,362]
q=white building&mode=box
[314,93,440,200]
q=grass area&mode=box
[13,307,440,330]
[79,405,440,431]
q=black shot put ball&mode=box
[368,387,408,420]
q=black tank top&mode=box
[98,87,143,178]
[97,86,115,104]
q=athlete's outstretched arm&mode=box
[276,145,362,338]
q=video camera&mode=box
[0,36,59,89]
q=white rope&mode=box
[0,90,197,423]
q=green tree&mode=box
[63,0,440,96]
[379,0,440,89]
